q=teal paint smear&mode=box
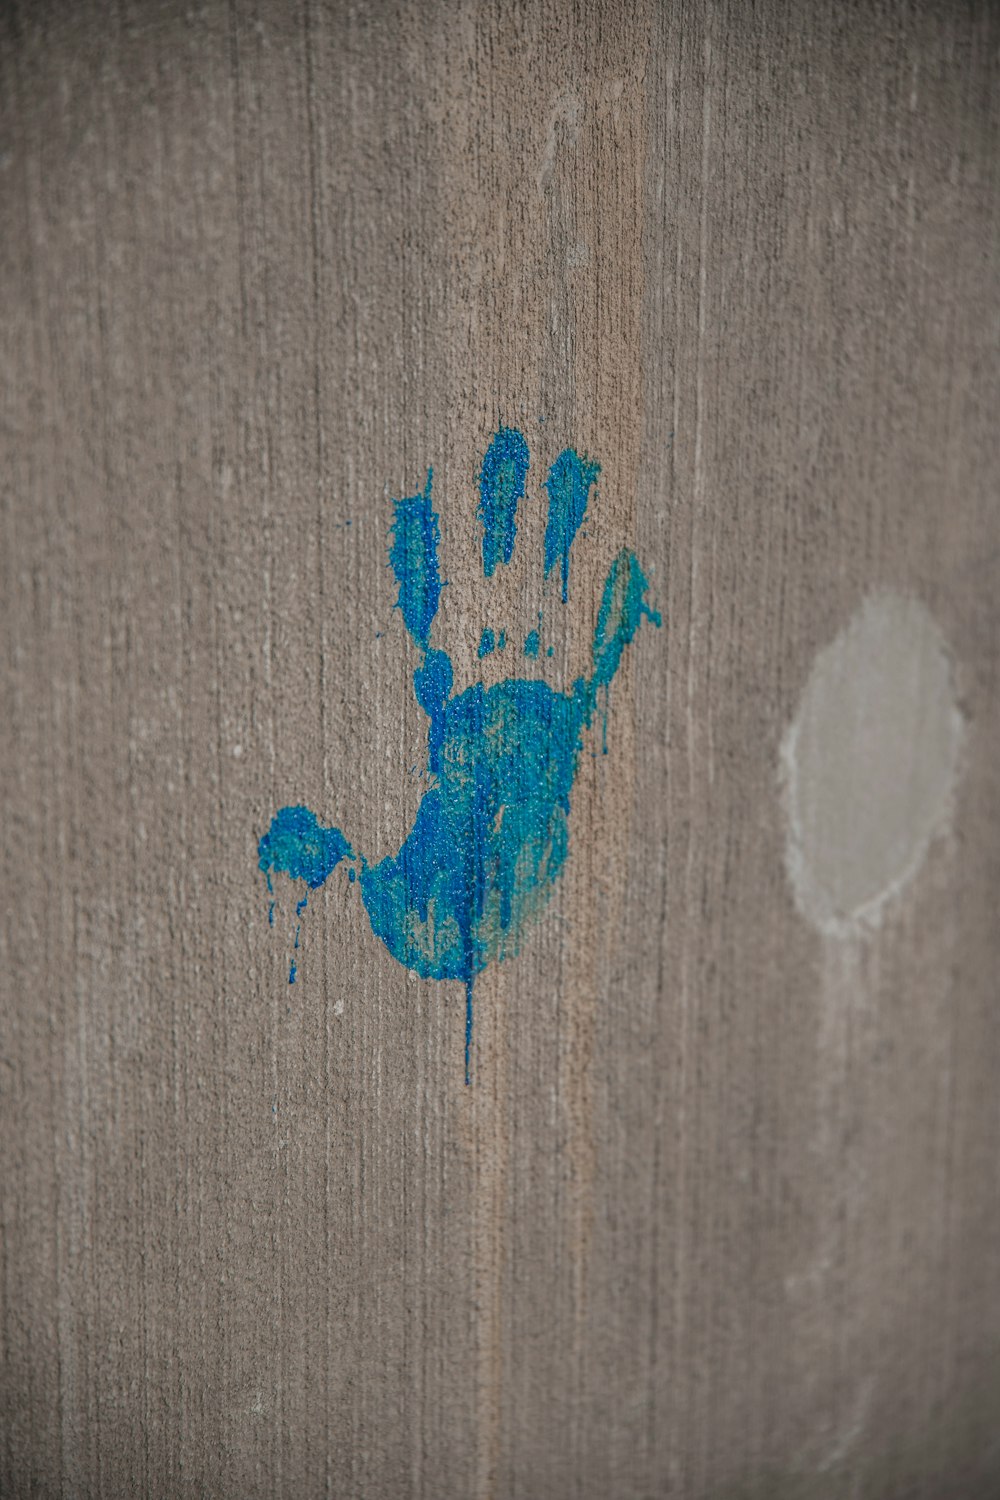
[590,549,661,691]
[497,630,506,650]
[478,627,495,658]
[257,430,662,1083]
[389,471,441,647]
[589,549,661,754]
[479,427,529,577]
[544,449,600,602]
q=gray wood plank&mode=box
[1,2,998,1496]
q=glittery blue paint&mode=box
[478,627,495,658]
[258,805,352,888]
[388,471,441,647]
[544,449,600,602]
[479,427,529,577]
[258,431,661,1082]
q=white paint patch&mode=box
[816,1373,876,1474]
[781,591,963,935]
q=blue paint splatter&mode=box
[259,807,352,969]
[479,427,529,577]
[478,627,495,658]
[544,449,600,602]
[497,630,506,651]
[258,430,661,1082]
[259,805,352,889]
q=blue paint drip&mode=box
[268,901,275,926]
[524,629,540,658]
[497,630,506,651]
[289,959,297,984]
[478,627,495,658]
[544,449,600,602]
[294,924,301,950]
[479,428,529,577]
[296,896,308,917]
[389,471,441,647]
[465,977,474,1086]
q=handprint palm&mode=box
[258,429,660,1081]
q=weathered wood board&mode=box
[2,2,999,1496]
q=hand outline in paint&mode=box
[258,428,661,1081]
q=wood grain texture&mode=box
[2,2,999,1496]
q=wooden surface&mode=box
[2,2,999,1496]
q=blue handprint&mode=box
[258,428,661,1082]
